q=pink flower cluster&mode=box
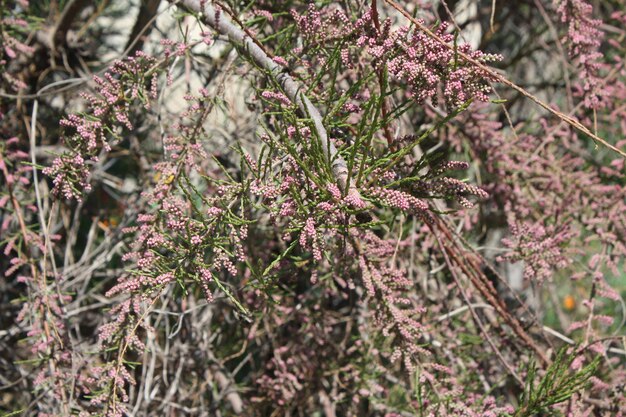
[261,90,293,107]
[499,213,575,283]
[299,217,322,261]
[291,6,502,108]
[364,19,501,107]
[0,5,34,92]
[44,51,161,201]
[414,177,489,209]
[368,186,428,214]
[556,0,606,108]
[356,230,429,372]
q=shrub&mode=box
[1,0,625,415]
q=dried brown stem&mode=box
[432,224,525,385]
[432,217,551,367]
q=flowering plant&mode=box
[1,0,625,415]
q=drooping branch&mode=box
[176,0,357,196]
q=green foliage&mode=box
[515,348,600,417]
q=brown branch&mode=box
[34,0,90,51]
[53,0,90,46]
[432,217,551,367]
[124,0,162,56]
[371,0,380,31]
